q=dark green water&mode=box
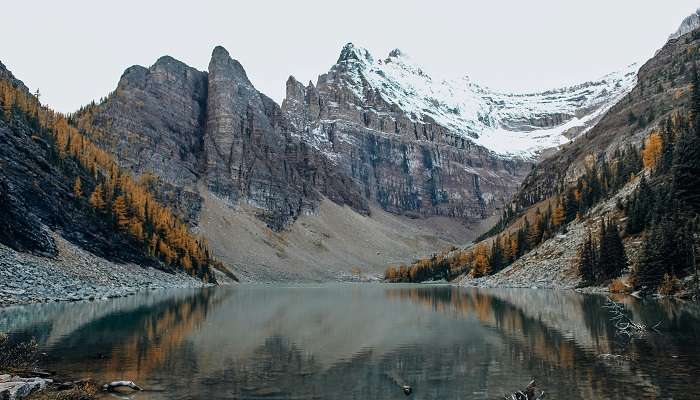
[1,284,700,399]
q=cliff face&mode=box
[84,47,367,230]
[93,55,208,187]
[73,44,635,279]
[282,47,532,220]
[203,47,368,228]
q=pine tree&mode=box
[635,223,669,292]
[602,219,627,280]
[670,124,700,214]
[626,175,651,234]
[642,132,663,171]
[472,244,491,277]
[578,230,597,285]
[596,219,608,282]
[490,239,504,272]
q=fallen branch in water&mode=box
[385,371,412,396]
[603,297,661,338]
[102,380,143,392]
[505,379,545,400]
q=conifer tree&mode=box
[635,222,670,292]
[112,195,130,229]
[670,120,700,213]
[578,230,597,285]
[551,199,566,229]
[89,184,105,210]
[601,219,627,280]
[596,219,608,282]
[527,217,541,248]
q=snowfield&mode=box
[334,44,638,158]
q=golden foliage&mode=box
[471,244,491,278]
[551,201,565,228]
[73,176,82,198]
[0,75,214,279]
[609,277,631,294]
[89,184,105,210]
[642,131,663,170]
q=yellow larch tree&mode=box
[642,131,663,170]
[73,176,82,198]
[89,184,105,210]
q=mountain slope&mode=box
[78,47,489,281]
[282,44,635,224]
[0,62,148,262]
[455,25,700,292]
[65,42,644,281]
[291,43,636,158]
[0,62,217,306]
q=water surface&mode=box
[2,284,700,399]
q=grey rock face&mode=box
[85,55,208,223]
[86,45,530,226]
[92,56,208,187]
[85,47,367,230]
[282,49,531,220]
[203,46,368,228]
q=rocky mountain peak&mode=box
[119,65,149,86]
[669,8,700,41]
[0,60,29,93]
[312,42,638,158]
[387,48,404,58]
[283,75,306,110]
[211,45,231,59]
[337,42,374,65]
[150,55,202,76]
[208,46,253,88]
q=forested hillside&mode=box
[387,29,700,297]
[0,62,221,282]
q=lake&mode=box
[1,284,700,399]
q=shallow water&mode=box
[2,284,700,399]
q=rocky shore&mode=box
[0,234,207,308]
[0,375,53,399]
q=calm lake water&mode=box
[1,284,700,399]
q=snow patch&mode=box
[329,44,638,158]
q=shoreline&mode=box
[0,236,208,308]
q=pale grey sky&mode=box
[1,1,698,112]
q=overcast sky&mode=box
[1,1,698,112]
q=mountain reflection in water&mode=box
[1,285,699,399]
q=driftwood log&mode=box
[603,297,661,338]
[505,379,545,400]
[102,381,143,392]
[385,371,412,396]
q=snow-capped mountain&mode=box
[318,43,637,158]
[669,8,700,41]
